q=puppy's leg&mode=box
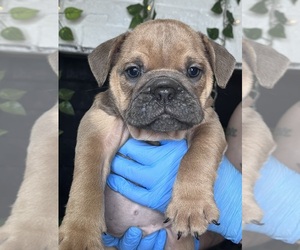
[0,104,58,250]
[242,107,276,224]
[59,104,129,250]
[166,108,226,238]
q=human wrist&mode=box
[208,156,242,244]
[244,156,300,244]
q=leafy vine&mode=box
[59,7,83,41]
[207,0,240,45]
[127,0,156,29]
[0,7,39,41]
[243,0,298,44]
[59,88,75,116]
[0,70,27,136]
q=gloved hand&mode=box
[208,156,242,244]
[102,227,166,250]
[244,156,300,244]
[108,139,188,213]
[107,139,242,244]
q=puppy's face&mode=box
[110,21,214,133]
[89,19,236,139]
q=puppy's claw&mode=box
[194,232,200,241]
[212,220,220,226]
[251,220,264,225]
[177,231,182,240]
[163,218,170,223]
[103,232,107,235]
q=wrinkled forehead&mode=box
[119,22,208,69]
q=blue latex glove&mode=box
[244,156,300,244]
[108,139,188,213]
[107,139,242,245]
[208,156,242,244]
[102,227,166,250]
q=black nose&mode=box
[154,86,176,102]
[151,78,179,103]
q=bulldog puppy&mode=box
[0,52,58,250]
[59,19,235,250]
[238,40,288,224]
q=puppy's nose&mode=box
[154,86,176,102]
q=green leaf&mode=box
[0,101,26,115]
[64,7,83,21]
[1,27,25,41]
[0,129,8,136]
[226,10,235,25]
[127,4,143,16]
[211,1,223,14]
[9,7,39,20]
[59,88,75,101]
[129,14,143,29]
[291,0,298,4]
[274,10,287,24]
[59,101,75,115]
[222,24,234,38]
[243,28,262,40]
[250,0,268,14]
[0,70,5,81]
[59,27,74,41]
[237,0,241,4]
[0,88,26,101]
[207,28,219,40]
[268,23,286,38]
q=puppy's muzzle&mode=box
[125,76,203,133]
[151,79,177,104]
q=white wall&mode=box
[0,0,299,66]
[59,0,242,62]
[243,0,300,65]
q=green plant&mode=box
[59,7,83,41]
[207,0,240,44]
[0,7,39,41]
[127,0,156,29]
[0,70,27,136]
[243,0,298,42]
[59,88,75,115]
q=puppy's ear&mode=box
[200,33,236,88]
[88,32,129,86]
[243,39,290,88]
[48,50,58,76]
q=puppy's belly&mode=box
[104,186,165,237]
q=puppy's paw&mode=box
[59,225,104,250]
[165,196,219,239]
[243,180,264,225]
[243,198,264,225]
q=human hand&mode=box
[107,139,242,244]
[102,227,166,250]
[244,156,300,244]
[107,139,188,213]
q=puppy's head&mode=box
[89,19,235,138]
[242,39,290,99]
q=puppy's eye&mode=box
[125,66,141,78]
[187,66,202,78]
